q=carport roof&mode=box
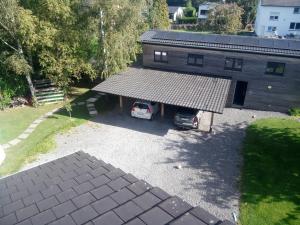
[93,67,231,114]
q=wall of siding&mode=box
[142,44,300,112]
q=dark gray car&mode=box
[174,107,203,129]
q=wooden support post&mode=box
[210,112,214,133]
[161,103,165,117]
[119,96,123,111]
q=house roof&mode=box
[93,67,231,114]
[140,30,300,58]
[261,0,300,7]
[168,6,183,14]
[199,2,219,8]
[0,151,234,225]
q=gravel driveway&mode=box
[23,107,287,222]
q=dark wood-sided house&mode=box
[94,30,300,113]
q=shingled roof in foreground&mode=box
[0,152,234,225]
[93,67,231,114]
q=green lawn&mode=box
[240,118,300,225]
[0,104,59,144]
[0,88,117,176]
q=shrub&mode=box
[0,73,28,110]
[178,17,197,24]
[184,7,196,17]
[289,108,300,116]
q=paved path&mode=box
[22,108,287,222]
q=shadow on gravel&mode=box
[159,122,247,210]
[91,98,179,137]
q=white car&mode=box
[131,101,159,120]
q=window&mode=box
[289,22,300,30]
[224,58,243,71]
[200,10,208,15]
[265,62,285,76]
[187,54,203,67]
[294,7,300,14]
[269,15,279,21]
[267,26,277,32]
[154,51,168,63]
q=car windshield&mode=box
[177,107,197,115]
[133,103,149,109]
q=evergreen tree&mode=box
[148,0,170,29]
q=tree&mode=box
[148,0,170,29]
[0,0,37,100]
[21,0,96,93]
[227,0,258,26]
[184,0,196,17]
[89,0,148,78]
[207,3,244,34]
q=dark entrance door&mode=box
[233,81,248,106]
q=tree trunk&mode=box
[25,74,35,98]
[17,42,36,99]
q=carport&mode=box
[93,67,231,130]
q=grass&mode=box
[0,88,117,176]
[0,104,59,144]
[240,118,300,225]
[289,107,300,117]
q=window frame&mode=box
[154,50,168,63]
[294,7,300,14]
[187,54,204,67]
[289,22,300,30]
[265,62,285,76]
[267,26,277,32]
[224,57,243,71]
[269,15,279,21]
[200,10,208,15]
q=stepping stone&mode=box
[24,128,34,134]
[29,123,39,129]
[89,111,98,115]
[19,133,30,140]
[8,139,21,146]
[77,102,85,106]
[45,112,54,117]
[33,118,44,124]
[52,108,59,113]
[87,98,98,103]
[87,103,94,107]
[2,144,11,150]
[98,93,106,96]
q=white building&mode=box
[168,6,184,22]
[198,2,219,22]
[255,0,300,37]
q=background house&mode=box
[255,0,300,37]
[168,6,184,22]
[198,2,219,22]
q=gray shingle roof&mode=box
[0,152,234,225]
[92,67,231,114]
[140,30,300,58]
[261,0,300,7]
